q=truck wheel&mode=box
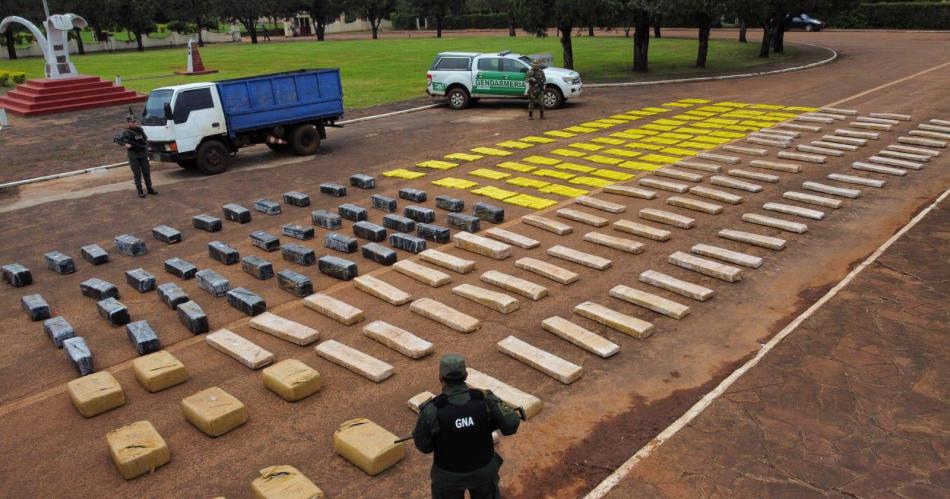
[176,159,197,170]
[447,87,470,110]
[196,140,230,175]
[290,125,320,156]
[543,86,564,110]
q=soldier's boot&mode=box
[540,108,545,120]
[137,187,146,198]
[147,187,158,195]
[528,110,533,120]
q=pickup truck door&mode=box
[472,57,527,97]
[171,87,225,154]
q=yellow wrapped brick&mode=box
[181,387,248,437]
[132,350,189,393]
[67,371,125,418]
[106,420,170,480]
[333,418,405,476]
[251,465,325,499]
[262,359,322,402]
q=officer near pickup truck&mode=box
[526,59,546,120]
[116,113,157,198]
[413,354,522,499]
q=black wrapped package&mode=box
[276,269,313,297]
[389,233,427,254]
[283,191,311,207]
[2,263,32,287]
[192,214,222,232]
[196,269,230,297]
[399,188,427,203]
[97,297,130,326]
[241,255,274,280]
[152,225,182,244]
[250,231,281,252]
[311,209,343,230]
[473,202,505,224]
[404,205,435,223]
[361,243,397,265]
[164,257,197,279]
[383,214,415,233]
[416,223,451,243]
[126,320,161,355]
[353,221,387,242]
[226,287,267,316]
[63,337,94,376]
[222,203,252,223]
[349,174,376,189]
[371,194,396,213]
[320,183,347,197]
[157,282,189,310]
[318,255,358,281]
[208,241,240,265]
[80,244,110,265]
[21,294,51,321]
[114,234,148,256]
[325,233,358,253]
[44,316,75,347]
[281,243,316,266]
[338,203,368,222]
[177,300,209,334]
[282,224,315,241]
[45,251,76,274]
[447,213,480,233]
[435,195,464,212]
[125,268,157,293]
[254,199,282,215]
[80,278,119,300]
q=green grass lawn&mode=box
[0,35,795,109]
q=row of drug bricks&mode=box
[54,110,947,486]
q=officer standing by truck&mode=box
[413,354,522,499]
[526,59,546,120]
[117,114,157,198]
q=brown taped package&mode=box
[106,420,171,480]
[181,386,248,437]
[67,371,126,418]
[131,350,189,392]
[262,359,322,402]
[251,465,325,499]
[333,418,405,476]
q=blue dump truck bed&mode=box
[216,69,344,136]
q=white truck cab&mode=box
[141,82,227,169]
[426,50,582,110]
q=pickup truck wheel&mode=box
[543,87,564,110]
[447,87,470,110]
[176,159,197,170]
[290,125,320,155]
[196,140,230,175]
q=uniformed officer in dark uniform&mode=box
[118,115,157,198]
[413,354,521,499]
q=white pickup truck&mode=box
[426,50,582,110]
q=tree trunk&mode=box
[624,26,631,37]
[74,28,85,55]
[696,15,710,68]
[759,20,773,58]
[249,22,259,44]
[317,22,326,41]
[436,16,442,38]
[772,24,785,53]
[5,31,17,60]
[371,16,380,39]
[588,26,594,37]
[559,24,574,69]
[135,30,145,51]
[633,19,650,72]
[653,18,661,38]
[508,14,516,36]
[196,16,204,46]
[738,18,747,43]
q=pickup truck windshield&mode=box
[142,89,173,126]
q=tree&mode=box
[344,0,395,39]
[516,0,588,70]
[671,0,726,68]
[166,0,220,46]
[218,0,268,43]
[115,0,158,51]
[1,0,45,59]
[412,0,463,38]
[306,0,343,40]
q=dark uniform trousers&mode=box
[128,154,153,192]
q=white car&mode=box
[426,50,582,110]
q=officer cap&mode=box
[439,354,466,381]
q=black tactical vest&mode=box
[432,390,494,473]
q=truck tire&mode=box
[290,125,320,156]
[177,159,197,170]
[447,87,470,110]
[543,86,564,110]
[196,140,230,175]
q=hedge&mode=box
[391,13,509,31]
[822,2,950,29]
